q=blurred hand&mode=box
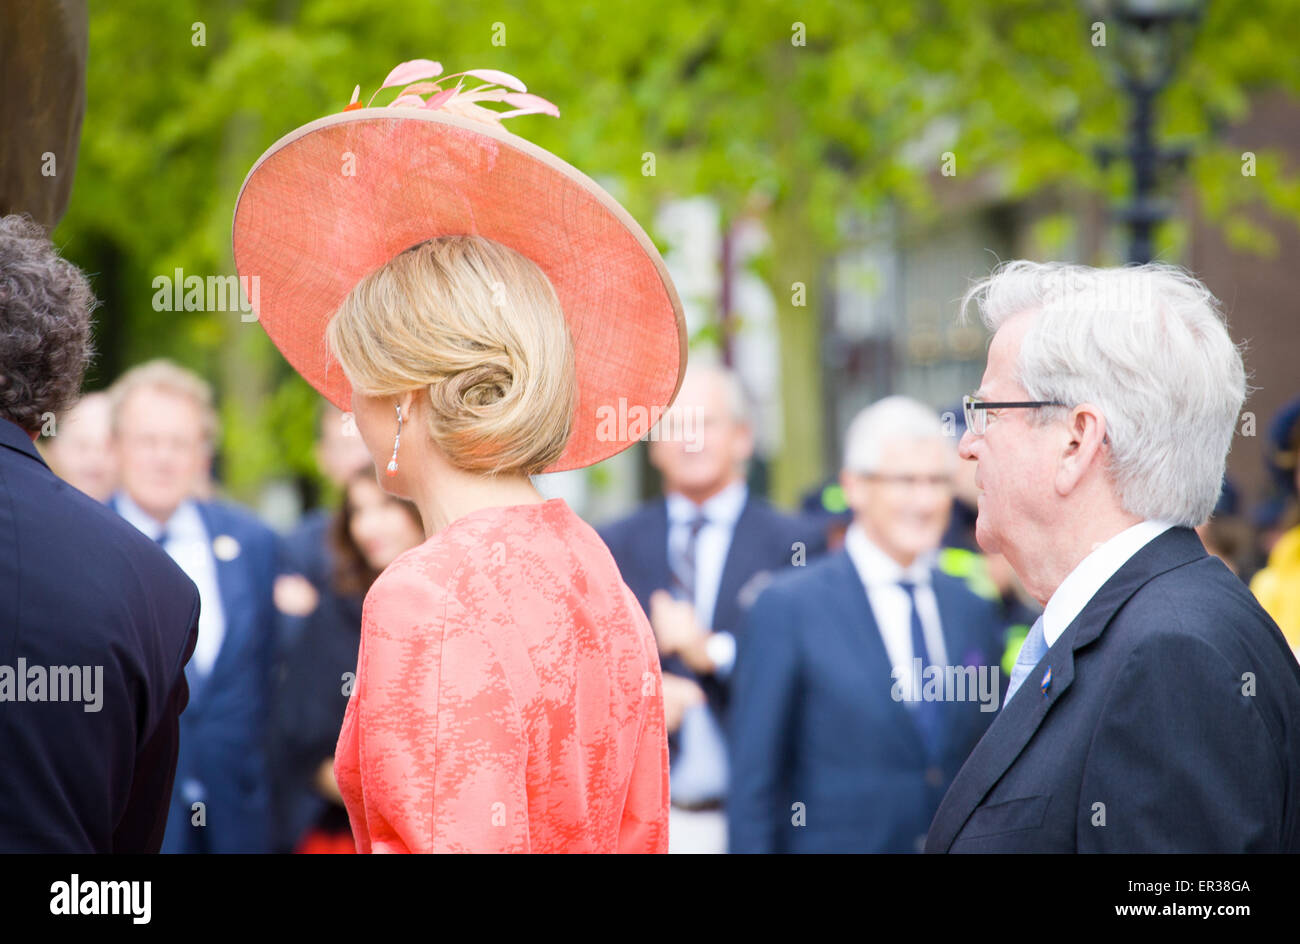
[660,672,705,734]
[649,589,713,672]
[274,573,319,617]
[315,757,343,805]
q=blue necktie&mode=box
[1005,616,1048,706]
[898,580,942,759]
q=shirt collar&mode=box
[114,490,204,543]
[665,479,748,529]
[844,521,935,589]
[1041,519,1176,647]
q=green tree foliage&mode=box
[53,0,1300,503]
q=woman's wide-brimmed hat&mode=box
[232,60,686,473]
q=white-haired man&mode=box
[729,396,1005,853]
[926,262,1300,853]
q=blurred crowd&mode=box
[40,357,1300,854]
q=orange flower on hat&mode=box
[342,58,560,128]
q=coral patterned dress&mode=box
[333,497,669,853]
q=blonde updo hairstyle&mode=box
[325,235,576,477]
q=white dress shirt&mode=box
[665,480,748,675]
[116,492,227,676]
[1041,519,1177,647]
[844,523,948,701]
[663,480,749,809]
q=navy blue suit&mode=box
[110,495,280,853]
[275,506,334,657]
[280,507,332,591]
[728,549,1004,853]
[597,493,827,723]
[0,418,198,852]
[926,527,1300,852]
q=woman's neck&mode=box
[408,465,545,539]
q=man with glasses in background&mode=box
[728,396,1005,853]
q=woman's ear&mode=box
[398,389,419,423]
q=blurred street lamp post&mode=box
[1092,0,1204,264]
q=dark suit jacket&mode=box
[275,506,334,658]
[268,587,362,852]
[280,506,332,590]
[728,549,1005,853]
[597,492,827,719]
[109,494,281,853]
[926,526,1300,853]
[0,417,198,852]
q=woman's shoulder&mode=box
[359,503,544,625]
[364,538,463,623]
[363,498,619,626]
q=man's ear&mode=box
[840,467,866,515]
[647,435,667,473]
[1055,403,1107,497]
[732,421,756,470]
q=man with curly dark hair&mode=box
[0,213,200,852]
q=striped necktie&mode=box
[669,512,708,605]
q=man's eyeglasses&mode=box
[962,395,1064,436]
[858,473,951,490]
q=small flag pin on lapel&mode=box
[1041,665,1052,697]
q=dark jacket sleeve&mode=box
[727,581,802,854]
[113,584,199,854]
[274,592,362,777]
[1078,627,1287,852]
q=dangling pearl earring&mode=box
[386,404,403,477]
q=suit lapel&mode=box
[823,551,928,763]
[929,573,990,759]
[713,497,762,631]
[931,575,991,669]
[927,527,1207,851]
[192,502,244,702]
[636,498,672,609]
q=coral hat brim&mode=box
[232,108,686,473]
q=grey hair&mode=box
[843,395,955,474]
[960,260,1248,527]
[682,361,752,426]
[0,214,96,431]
